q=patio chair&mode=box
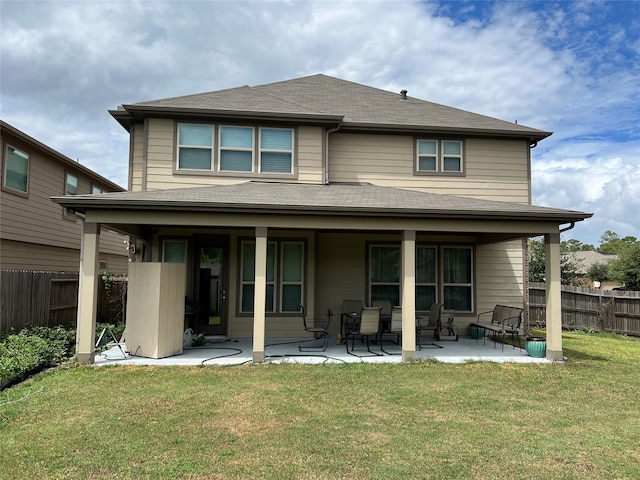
[372,300,392,323]
[298,305,330,352]
[379,306,402,354]
[341,299,363,339]
[416,303,444,349]
[345,306,382,356]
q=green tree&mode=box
[599,230,638,255]
[587,262,610,283]
[609,243,640,290]
[564,238,595,252]
[527,237,583,285]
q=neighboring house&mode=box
[54,74,591,363]
[1,120,129,273]
[570,250,619,289]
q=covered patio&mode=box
[54,182,591,365]
[94,335,553,367]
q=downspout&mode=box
[324,123,341,185]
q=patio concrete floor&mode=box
[94,335,551,366]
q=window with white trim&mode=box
[442,246,473,311]
[177,124,214,170]
[416,139,464,174]
[416,246,437,310]
[176,123,295,175]
[368,243,473,312]
[65,173,78,195]
[260,128,293,173]
[240,240,304,314]
[219,126,254,172]
[3,145,29,193]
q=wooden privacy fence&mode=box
[529,282,640,336]
[0,270,127,333]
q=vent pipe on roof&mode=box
[400,89,408,100]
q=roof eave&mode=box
[109,105,344,130]
[341,121,552,142]
[51,197,592,224]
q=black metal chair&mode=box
[379,306,403,354]
[416,303,444,349]
[298,305,330,352]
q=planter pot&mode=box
[525,337,547,358]
[468,325,485,339]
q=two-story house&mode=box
[1,120,129,272]
[54,74,591,364]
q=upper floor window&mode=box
[65,173,78,195]
[220,126,254,172]
[260,128,293,173]
[178,124,214,170]
[92,185,103,194]
[416,139,464,175]
[176,123,295,175]
[3,145,29,193]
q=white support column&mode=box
[76,222,101,364]
[401,230,416,361]
[545,232,563,361]
[252,227,268,362]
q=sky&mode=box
[1,0,638,246]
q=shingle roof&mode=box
[569,251,618,273]
[53,181,590,223]
[113,74,550,139]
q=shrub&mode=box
[0,335,52,384]
[19,325,76,363]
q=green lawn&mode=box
[1,332,639,480]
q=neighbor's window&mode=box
[442,246,473,311]
[163,240,188,263]
[65,173,78,195]
[177,124,214,170]
[92,185,103,194]
[240,240,303,314]
[259,128,293,173]
[219,126,254,172]
[3,145,29,193]
[416,139,464,174]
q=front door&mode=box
[195,237,228,336]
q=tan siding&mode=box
[130,123,144,191]
[0,239,127,273]
[143,120,326,190]
[475,240,525,317]
[328,133,530,203]
[226,230,316,338]
[316,232,368,337]
[1,129,129,271]
[296,126,323,184]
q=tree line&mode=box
[528,230,640,290]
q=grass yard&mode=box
[1,332,639,479]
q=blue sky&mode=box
[1,0,638,246]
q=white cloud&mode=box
[1,0,638,244]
